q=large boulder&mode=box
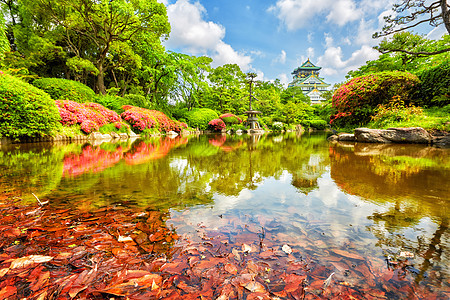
[355,127,432,144]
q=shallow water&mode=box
[1,133,449,298]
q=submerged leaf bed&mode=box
[0,193,447,299]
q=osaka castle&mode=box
[288,59,330,104]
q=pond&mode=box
[0,133,449,299]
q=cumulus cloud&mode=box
[269,0,362,30]
[273,50,287,64]
[278,73,290,87]
[212,41,253,71]
[317,45,379,78]
[165,0,253,71]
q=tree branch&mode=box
[378,47,450,56]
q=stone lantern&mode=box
[244,73,263,132]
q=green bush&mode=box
[95,94,127,114]
[123,94,151,109]
[183,108,219,130]
[309,119,328,130]
[32,78,96,103]
[0,73,61,138]
[415,61,450,107]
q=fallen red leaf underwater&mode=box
[0,194,447,299]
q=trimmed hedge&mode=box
[183,108,219,130]
[219,113,242,125]
[32,78,96,103]
[0,72,61,138]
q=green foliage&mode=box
[123,94,151,109]
[370,96,424,128]
[95,94,127,113]
[0,12,9,61]
[32,78,96,103]
[309,119,328,130]
[182,108,219,130]
[219,113,242,125]
[331,71,420,126]
[414,60,450,107]
[99,123,129,134]
[0,73,61,138]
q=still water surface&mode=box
[0,133,449,298]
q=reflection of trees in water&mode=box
[329,142,450,286]
[192,133,330,196]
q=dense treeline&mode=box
[0,1,449,139]
[0,0,326,136]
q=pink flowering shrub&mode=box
[84,102,120,123]
[331,71,419,126]
[208,119,226,132]
[121,105,187,133]
[219,113,242,125]
[56,100,108,127]
[80,120,99,134]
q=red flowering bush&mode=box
[57,106,77,126]
[220,113,242,125]
[84,102,121,123]
[208,119,226,132]
[80,120,99,134]
[56,100,108,127]
[331,71,419,126]
[121,105,186,133]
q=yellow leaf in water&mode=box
[118,235,133,242]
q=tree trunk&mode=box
[96,63,106,95]
[442,0,450,35]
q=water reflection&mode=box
[0,134,448,297]
[329,141,449,287]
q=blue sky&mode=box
[159,0,447,86]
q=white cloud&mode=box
[326,0,362,26]
[164,0,252,71]
[427,26,447,40]
[324,33,334,48]
[317,45,379,78]
[273,50,287,64]
[307,47,315,59]
[356,19,378,46]
[212,41,253,71]
[278,73,290,86]
[307,32,314,43]
[269,0,362,30]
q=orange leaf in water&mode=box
[99,274,162,296]
[0,285,17,299]
[8,255,53,269]
[243,280,266,293]
[225,263,238,275]
[331,249,364,261]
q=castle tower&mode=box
[288,59,330,104]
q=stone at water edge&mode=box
[337,133,355,142]
[355,127,432,144]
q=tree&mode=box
[280,86,310,104]
[348,33,449,78]
[373,0,450,55]
[22,0,170,94]
[207,64,246,113]
[0,11,9,60]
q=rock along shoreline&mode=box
[328,127,450,147]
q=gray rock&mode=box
[433,134,450,147]
[338,133,355,142]
[355,127,432,144]
[327,135,338,142]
